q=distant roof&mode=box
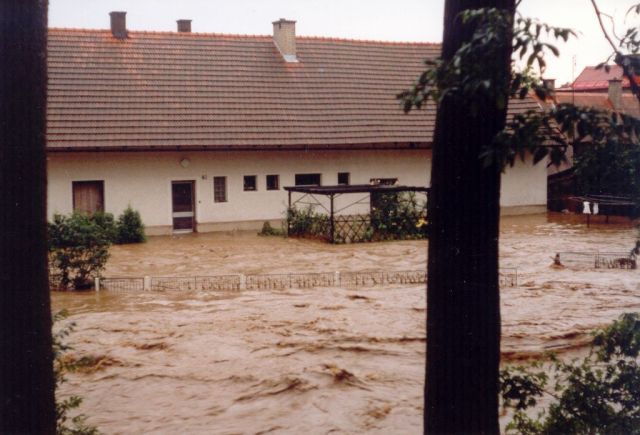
[568,65,640,92]
[47,28,540,151]
[554,92,640,119]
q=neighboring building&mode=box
[547,67,640,210]
[47,12,547,235]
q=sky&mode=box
[48,0,640,85]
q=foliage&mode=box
[573,130,640,201]
[286,206,330,240]
[258,221,283,237]
[90,212,118,242]
[48,213,111,290]
[398,8,576,172]
[115,206,146,244]
[370,192,428,240]
[53,311,100,435]
[398,8,574,116]
[500,313,640,434]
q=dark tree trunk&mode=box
[0,1,56,434]
[425,1,515,433]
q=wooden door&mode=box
[171,181,195,231]
[73,180,104,214]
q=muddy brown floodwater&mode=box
[51,213,640,434]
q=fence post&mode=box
[94,277,100,292]
[144,276,151,291]
[239,274,246,291]
[334,271,340,287]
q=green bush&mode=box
[91,211,118,242]
[48,212,111,290]
[501,313,640,434]
[286,206,330,240]
[370,192,428,240]
[258,221,283,237]
[116,206,146,244]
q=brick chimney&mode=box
[272,18,297,62]
[109,11,127,39]
[608,78,623,109]
[542,78,555,97]
[177,19,192,33]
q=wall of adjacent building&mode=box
[47,149,546,235]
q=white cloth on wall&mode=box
[592,202,599,215]
[583,201,591,214]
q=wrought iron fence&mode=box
[245,272,336,290]
[556,252,637,269]
[100,277,144,292]
[151,275,241,292]
[81,267,518,293]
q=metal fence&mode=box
[100,277,145,292]
[151,275,241,292]
[85,267,518,293]
[556,252,637,269]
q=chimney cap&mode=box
[273,18,296,25]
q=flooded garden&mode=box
[51,213,640,434]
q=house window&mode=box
[338,172,350,185]
[213,177,227,202]
[295,173,321,186]
[243,175,257,191]
[266,174,279,190]
[370,177,398,186]
[72,180,104,214]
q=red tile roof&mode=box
[47,29,540,151]
[569,65,640,91]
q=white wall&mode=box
[47,149,432,233]
[47,148,546,233]
[501,154,548,209]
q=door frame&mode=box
[72,180,105,214]
[171,180,196,233]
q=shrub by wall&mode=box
[48,213,111,290]
[116,206,146,244]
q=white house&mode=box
[47,13,547,235]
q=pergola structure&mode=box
[284,184,430,243]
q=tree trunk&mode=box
[0,1,56,433]
[425,1,515,433]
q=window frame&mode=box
[338,172,350,185]
[213,176,227,203]
[266,174,280,191]
[243,175,257,191]
[72,180,105,214]
[294,173,322,186]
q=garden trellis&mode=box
[284,184,430,243]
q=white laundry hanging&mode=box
[582,201,591,214]
[592,202,599,215]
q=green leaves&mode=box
[501,313,640,434]
[48,212,112,290]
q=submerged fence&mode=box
[555,252,637,269]
[93,268,519,292]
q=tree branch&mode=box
[590,0,640,105]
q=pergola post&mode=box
[287,190,292,236]
[330,193,335,243]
